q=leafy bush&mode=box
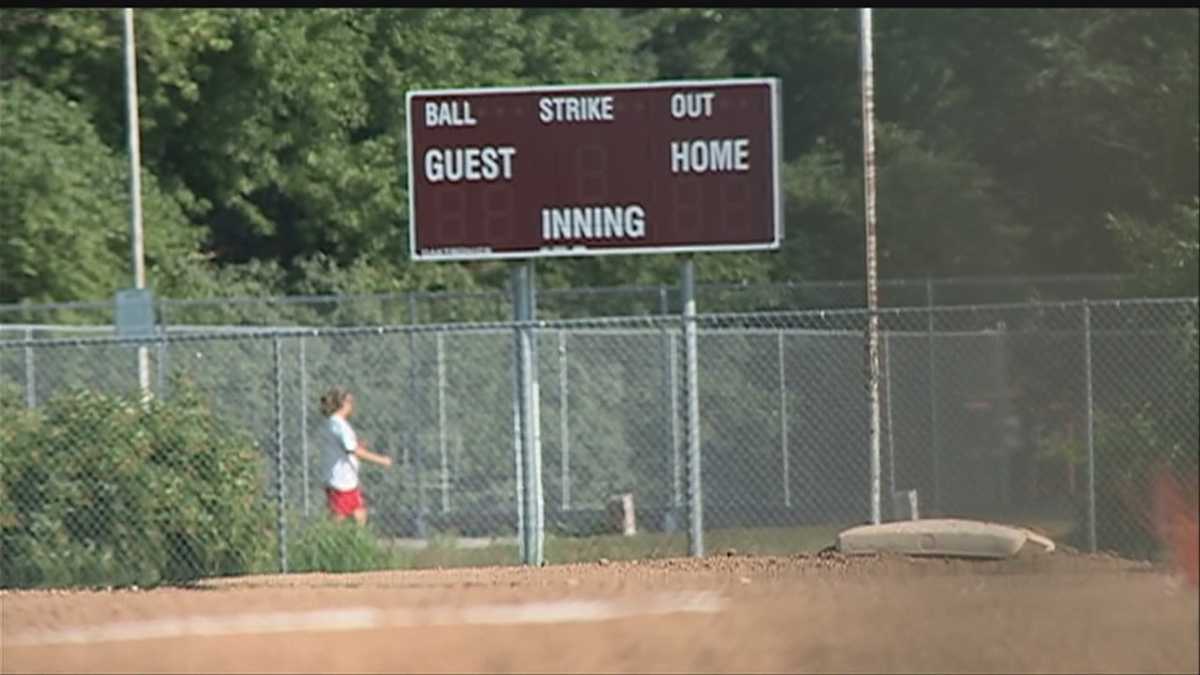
[0,381,276,588]
[287,518,398,573]
[1092,404,1198,558]
[1091,324,1199,557]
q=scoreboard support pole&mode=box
[681,258,704,558]
[513,262,545,566]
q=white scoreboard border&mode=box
[406,77,783,263]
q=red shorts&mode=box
[325,486,364,517]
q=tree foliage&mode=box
[1,8,1196,304]
[0,78,198,303]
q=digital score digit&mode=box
[720,176,753,236]
[436,187,467,242]
[483,183,516,244]
[671,177,704,238]
[574,144,609,204]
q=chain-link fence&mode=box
[1,297,1195,588]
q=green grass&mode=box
[549,524,845,562]
[369,524,847,571]
[283,509,1089,571]
[287,517,1080,575]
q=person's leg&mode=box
[350,488,367,526]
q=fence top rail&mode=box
[0,324,329,335]
[6,323,1193,344]
[1,297,1194,351]
[694,296,1197,321]
[0,274,1139,316]
[0,325,116,333]
[695,273,1130,292]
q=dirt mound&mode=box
[4,550,1196,675]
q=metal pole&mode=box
[926,277,941,513]
[682,258,703,557]
[670,328,682,512]
[661,285,682,513]
[123,8,150,395]
[860,7,883,525]
[156,326,168,397]
[528,264,544,564]
[510,273,526,561]
[437,331,449,515]
[24,327,35,408]
[513,263,544,565]
[300,337,309,518]
[157,299,168,338]
[559,329,570,511]
[779,330,791,508]
[408,294,426,538]
[156,299,169,380]
[1084,301,1097,553]
[884,330,897,519]
[994,328,1012,509]
[273,337,287,574]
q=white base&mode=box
[837,518,1055,559]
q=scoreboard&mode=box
[406,78,782,262]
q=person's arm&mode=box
[354,439,392,467]
[336,420,391,467]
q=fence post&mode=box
[300,336,309,518]
[661,285,682,515]
[408,294,427,538]
[156,325,168,398]
[157,300,169,399]
[778,330,791,508]
[1084,300,1097,553]
[884,330,896,519]
[681,258,703,557]
[24,327,35,408]
[670,328,682,514]
[926,277,941,513]
[273,336,288,574]
[558,329,570,511]
[437,331,449,515]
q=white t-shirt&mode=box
[323,415,360,491]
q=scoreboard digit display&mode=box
[406,78,782,262]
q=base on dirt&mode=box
[837,518,1056,559]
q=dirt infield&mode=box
[3,552,1198,674]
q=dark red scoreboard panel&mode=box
[407,79,781,261]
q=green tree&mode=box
[887,9,1198,275]
[1107,200,1200,297]
[0,79,198,304]
[875,125,1026,277]
[2,9,1197,303]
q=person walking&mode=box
[319,386,392,526]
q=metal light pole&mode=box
[860,7,883,525]
[123,8,150,393]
